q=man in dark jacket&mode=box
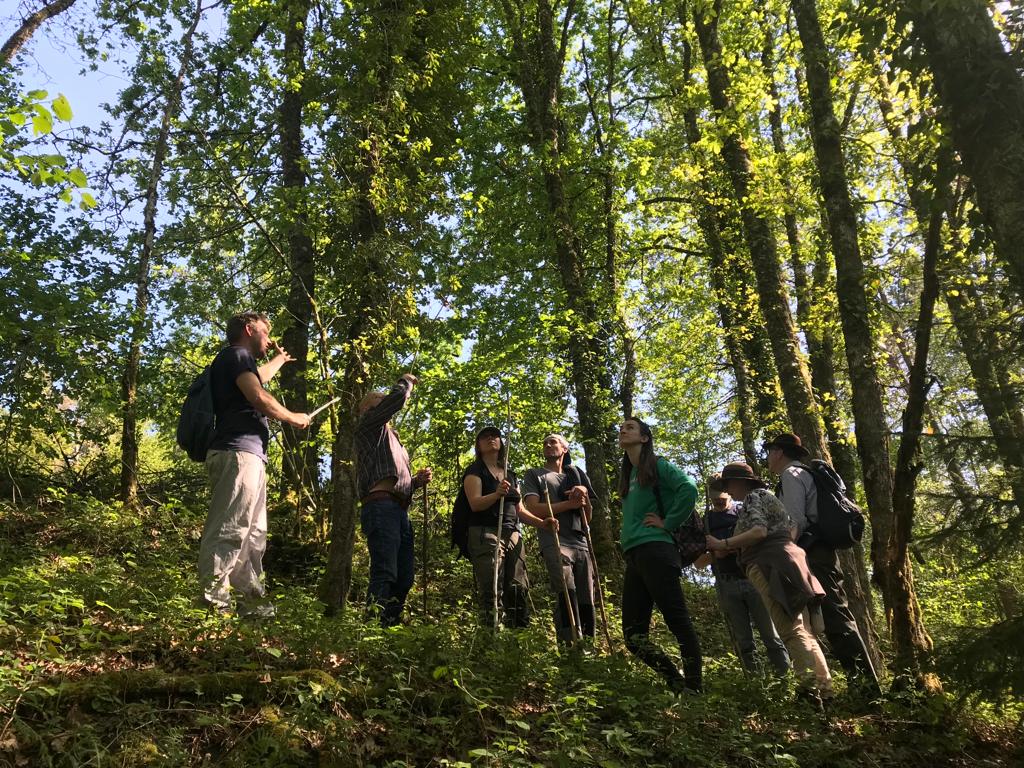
[700,483,790,675]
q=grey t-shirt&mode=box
[522,466,591,550]
[777,463,817,536]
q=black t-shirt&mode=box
[462,459,520,532]
[707,502,745,578]
[208,345,269,459]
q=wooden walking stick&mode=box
[422,484,429,618]
[544,483,581,644]
[491,428,511,632]
[580,506,614,650]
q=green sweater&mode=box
[620,457,698,554]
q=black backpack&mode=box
[449,488,472,560]
[176,367,216,462]
[797,460,865,549]
[449,468,520,560]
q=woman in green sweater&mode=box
[618,418,703,693]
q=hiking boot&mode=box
[239,603,277,620]
[666,672,701,696]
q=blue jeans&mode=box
[715,574,791,675]
[361,498,415,626]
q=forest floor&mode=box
[0,492,1020,767]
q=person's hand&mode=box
[401,372,419,387]
[291,412,312,429]
[496,479,511,496]
[568,486,588,507]
[543,517,559,533]
[272,341,296,364]
[705,534,723,552]
[415,468,433,485]
[643,512,664,529]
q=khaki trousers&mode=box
[199,450,268,610]
[746,564,832,695]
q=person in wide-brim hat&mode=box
[763,432,810,459]
[705,459,832,702]
[708,462,768,493]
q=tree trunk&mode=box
[119,0,204,505]
[790,0,926,674]
[889,202,941,673]
[500,0,619,568]
[690,0,828,458]
[277,0,317,533]
[678,89,760,468]
[320,136,388,612]
[875,68,1024,518]
[762,30,859,497]
[0,0,78,65]
[943,285,1024,514]
[909,0,1024,300]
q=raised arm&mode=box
[359,374,416,431]
[236,371,310,428]
[257,342,295,383]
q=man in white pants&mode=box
[199,311,310,616]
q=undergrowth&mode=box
[0,494,1020,767]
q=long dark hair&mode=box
[619,418,659,497]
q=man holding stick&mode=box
[355,373,432,627]
[523,434,599,645]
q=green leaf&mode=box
[52,94,73,121]
[32,110,53,136]
[69,168,88,188]
[264,646,282,658]
[79,192,97,209]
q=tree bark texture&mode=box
[790,0,927,672]
[889,202,941,672]
[501,0,619,569]
[762,31,860,498]
[690,0,829,459]
[910,0,1024,301]
[277,0,317,530]
[119,0,204,505]
[0,0,78,65]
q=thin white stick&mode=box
[309,397,342,419]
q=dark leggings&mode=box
[622,541,703,690]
